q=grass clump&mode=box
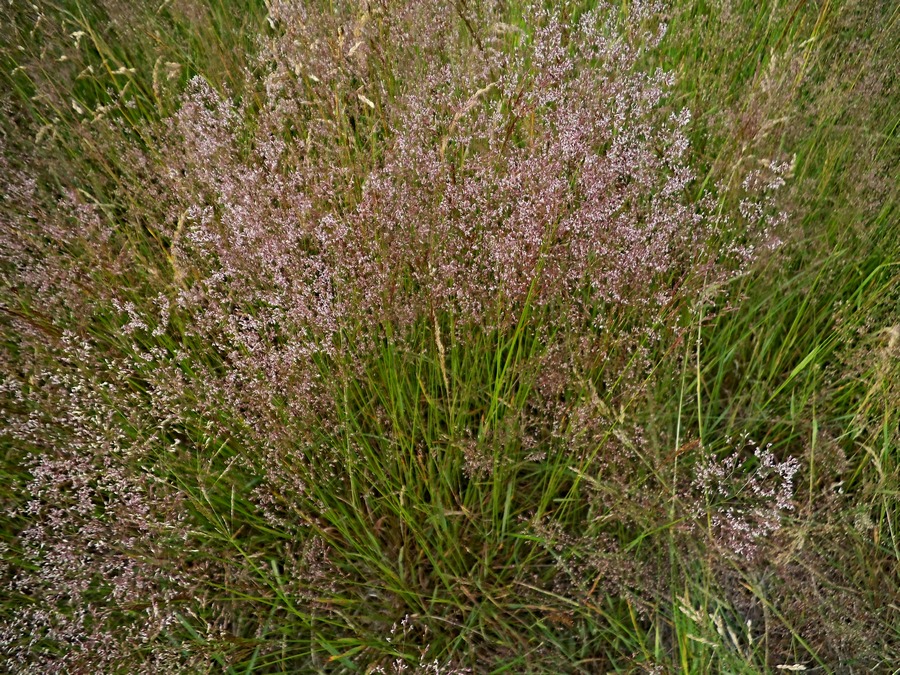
[1,0,897,672]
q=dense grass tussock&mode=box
[1,0,897,672]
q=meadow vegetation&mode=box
[0,0,897,672]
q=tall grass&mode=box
[1,0,897,672]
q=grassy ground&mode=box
[1,0,898,672]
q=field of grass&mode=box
[1,0,897,672]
